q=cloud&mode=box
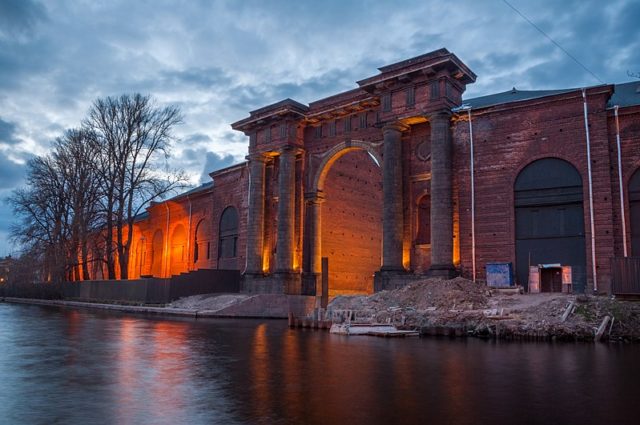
[0,117,21,146]
[0,0,638,255]
[201,152,238,183]
[0,153,27,189]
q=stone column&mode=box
[276,146,296,273]
[381,123,408,271]
[308,192,325,273]
[245,153,267,275]
[428,110,455,276]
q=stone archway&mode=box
[312,139,382,193]
[306,140,383,296]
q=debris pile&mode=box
[327,277,640,342]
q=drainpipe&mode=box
[242,164,250,275]
[453,104,477,282]
[187,195,192,270]
[467,108,476,283]
[582,89,598,292]
[164,202,170,278]
[614,105,628,257]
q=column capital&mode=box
[279,145,305,157]
[246,152,269,163]
[382,121,411,134]
[426,109,453,122]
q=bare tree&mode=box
[53,129,102,280]
[9,154,74,282]
[84,94,187,279]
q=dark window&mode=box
[629,169,640,255]
[359,113,367,129]
[430,82,440,99]
[329,121,336,137]
[416,195,430,244]
[314,126,322,139]
[382,93,391,112]
[249,132,257,147]
[219,207,239,259]
[343,116,351,133]
[406,86,415,107]
[445,81,452,98]
[280,124,287,138]
[194,219,208,263]
[264,127,271,143]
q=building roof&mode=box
[461,82,640,111]
[608,81,640,108]
[461,87,576,110]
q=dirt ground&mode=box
[328,277,640,342]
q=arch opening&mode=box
[150,230,164,277]
[218,206,239,270]
[514,158,586,292]
[320,148,383,296]
[170,224,187,276]
[194,219,210,265]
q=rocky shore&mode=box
[328,277,640,342]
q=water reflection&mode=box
[0,303,638,425]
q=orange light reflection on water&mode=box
[250,323,272,418]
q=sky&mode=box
[0,0,639,256]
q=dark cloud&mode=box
[0,0,46,39]
[0,0,638,255]
[0,153,27,189]
[0,118,20,146]
[201,152,238,183]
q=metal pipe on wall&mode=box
[582,88,598,292]
[187,195,192,271]
[164,202,170,278]
[614,105,628,257]
[467,108,476,282]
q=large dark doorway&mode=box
[515,158,586,292]
[629,169,640,256]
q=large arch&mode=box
[310,144,383,296]
[150,230,164,277]
[170,224,187,276]
[629,169,640,256]
[514,158,586,292]
[218,206,240,270]
[312,139,382,192]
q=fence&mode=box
[1,268,240,304]
[610,257,640,295]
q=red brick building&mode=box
[104,48,640,296]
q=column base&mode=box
[241,273,285,294]
[301,273,318,296]
[427,264,458,279]
[274,271,302,295]
[374,270,423,292]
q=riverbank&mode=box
[1,293,315,319]
[328,277,640,342]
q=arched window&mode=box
[415,194,431,245]
[194,219,209,263]
[514,158,586,292]
[629,169,640,256]
[219,207,239,259]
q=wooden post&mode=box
[321,257,329,308]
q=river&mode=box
[0,303,637,425]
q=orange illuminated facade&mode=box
[91,48,640,295]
